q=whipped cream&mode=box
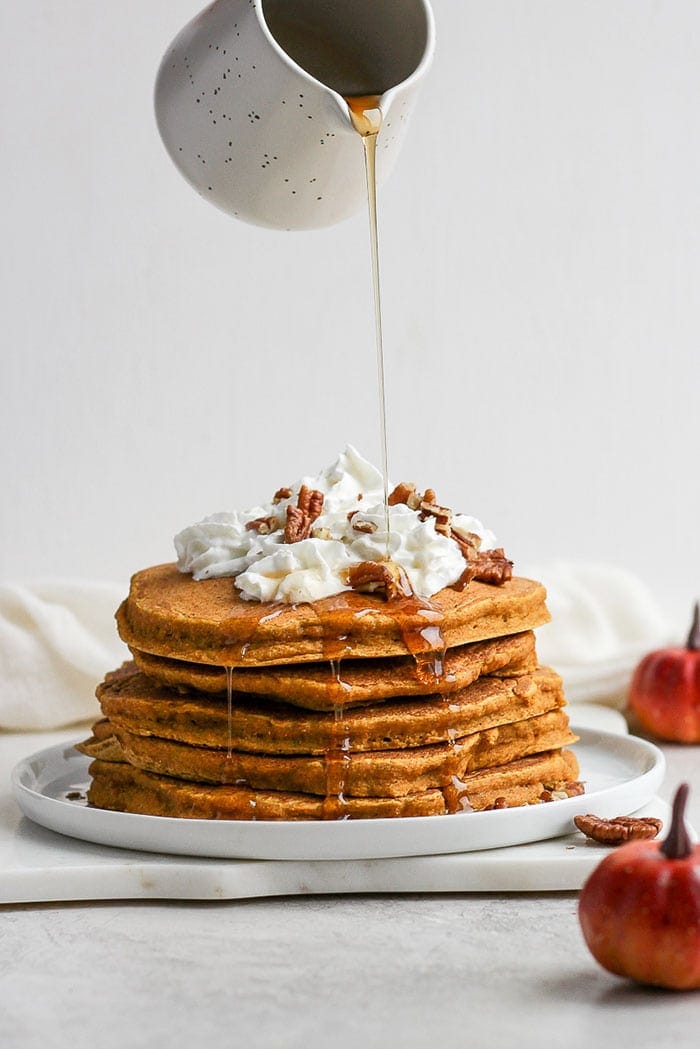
[175,446,497,602]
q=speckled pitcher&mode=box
[155,0,435,230]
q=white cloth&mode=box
[522,561,674,708]
[0,580,128,731]
[0,564,675,730]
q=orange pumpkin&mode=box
[578,784,700,989]
[628,603,700,743]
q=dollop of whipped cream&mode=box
[174,446,497,602]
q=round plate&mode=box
[11,727,664,861]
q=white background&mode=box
[1,1,698,621]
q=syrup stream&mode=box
[346,95,391,553]
[212,98,464,818]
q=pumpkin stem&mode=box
[660,783,692,860]
[687,602,700,651]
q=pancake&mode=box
[87,749,581,820]
[117,564,550,666]
[129,630,538,709]
[95,663,565,755]
[111,709,577,797]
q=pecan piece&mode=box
[283,486,324,543]
[284,505,310,543]
[346,560,413,601]
[272,486,293,504]
[246,515,279,535]
[450,563,477,592]
[419,499,452,530]
[574,814,663,846]
[388,482,416,506]
[472,548,513,586]
[297,484,324,520]
[351,518,378,534]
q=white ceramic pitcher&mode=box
[155,0,435,230]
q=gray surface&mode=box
[2,732,698,1048]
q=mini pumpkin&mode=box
[578,784,700,990]
[628,603,700,743]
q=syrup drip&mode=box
[346,94,391,554]
[225,666,234,759]
[440,723,472,814]
[220,601,290,768]
[322,701,351,821]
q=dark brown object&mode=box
[574,813,663,845]
[687,605,700,652]
[660,783,692,859]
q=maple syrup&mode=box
[346,95,391,549]
[214,86,465,821]
[225,665,234,759]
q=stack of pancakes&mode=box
[80,563,582,820]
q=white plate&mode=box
[12,727,664,861]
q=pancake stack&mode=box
[79,563,583,820]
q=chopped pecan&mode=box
[272,486,293,504]
[245,515,279,535]
[540,790,554,803]
[283,486,324,543]
[472,548,513,586]
[450,529,480,561]
[450,563,477,592]
[351,518,378,534]
[346,560,413,601]
[388,481,416,506]
[574,814,663,846]
[419,498,452,525]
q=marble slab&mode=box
[2,705,672,904]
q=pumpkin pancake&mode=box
[128,630,538,709]
[117,563,550,666]
[87,749,580,820]
[111,709,577,797]
[94,663,565,755]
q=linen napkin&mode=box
[0,580,127,730]
[523,561,674,708]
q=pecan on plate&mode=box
[346,560,413,601]
[283,485,324,543]
[574,814,663,846]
